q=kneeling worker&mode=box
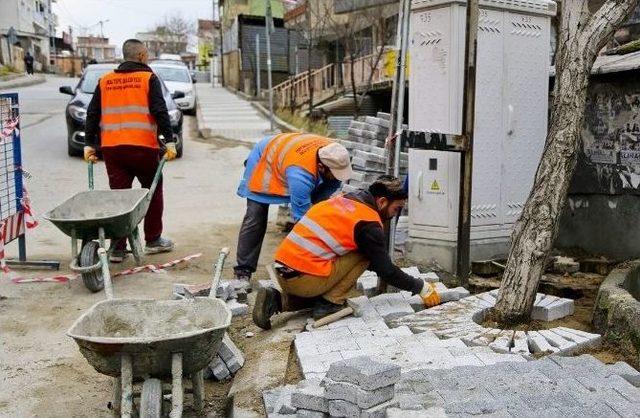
[253,176,441,330]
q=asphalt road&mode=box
[0,76,283,417]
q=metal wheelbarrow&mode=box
[44,158,166,294]
[67,248,232,417]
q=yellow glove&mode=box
[83,146,98,163]
[420,282,441,308]
[164,142,177,161]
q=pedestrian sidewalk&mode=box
[195,85,273,143]
[0,74,46,91]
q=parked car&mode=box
[149,61,197,115]
[59,63,184,158]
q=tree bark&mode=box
[494,0,640,324]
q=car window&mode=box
[79,68,114,93]
[151,66,191,83]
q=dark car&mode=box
[59,63,184,158]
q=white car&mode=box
[150,62,197,114]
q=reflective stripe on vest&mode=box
[99,71,158,149]
[274,195,383,277]
[248,133,333,196]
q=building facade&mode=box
[75,36,116,62]
[0,0,57,71]
[135,30,188,59]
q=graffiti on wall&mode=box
[571,77,640,195]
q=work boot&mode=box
[233,269,253,293]
[109,249,128,264]
[253,287,282,330]
[312,299,344,320]
[145,237,174,254]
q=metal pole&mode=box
[216,0,225,87]
[256,33,261,96]
[456,0,479,285]
[213,0,218,87]
[385,0,405,176]
[388,0,411,258]
[265,0,275,131]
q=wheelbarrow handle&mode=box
[146,157,167,202]
[209,247,230,299]
[88,161,94,191]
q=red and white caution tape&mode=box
[0,117,18,142]
[9,252,203,284]
[21,187,38,229]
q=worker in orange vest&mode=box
[84,39,177,263]
[234,133,352,286]
[253,176,441,330]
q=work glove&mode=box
[420,282,441,308]
[83,146,98,163]
[164,142,177,161]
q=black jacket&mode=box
[346,190,424,295]
[85,61,174,148]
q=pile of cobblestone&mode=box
[338,113,408,194]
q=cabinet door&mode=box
[470,8,505,227]
[409,5,464,134]
[502,12,550,224]
[409,149,459,229]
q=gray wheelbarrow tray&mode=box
[43,188,150,241]
[67,298,232,378]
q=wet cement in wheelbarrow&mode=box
[79,300,225,339]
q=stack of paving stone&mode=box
[339,113,408,194]
[172,279,249,317]
[263,355,403,417]
[203,332,246,381]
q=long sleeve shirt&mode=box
[236,136,342,221]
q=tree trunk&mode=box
[494,0,640,324]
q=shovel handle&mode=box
[209,247,230,299]
[88,161,94,191]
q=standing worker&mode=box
[253,176,441,330]
[234,133,353,285]
[84,39,176,262]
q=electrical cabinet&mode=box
[406,0,556,268]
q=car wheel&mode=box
[67,136,81,157]
[177,137,183,158]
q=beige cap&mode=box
[318,142,353,182]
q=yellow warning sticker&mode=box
[430,180,440,192]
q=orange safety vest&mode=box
[247,133,333,196]
[275,195,383,277]
[99,71,158,149]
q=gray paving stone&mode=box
[263,385,296,415]
[328,399,360,417]
[296,409,327,418]
[606,361,640,387]
[209,355,231,380]
[275,389,297,414]
[526,330,559,354]
[538,329,576,352]
[386,407,447,417]
[532,298,575,321]
[218,333,245,373]
[291,380,329,413]
[323,377,394,409]
[326,356,401,391]
[360,399,397,418]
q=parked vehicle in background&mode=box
[59,63,184,158]
[150,61,197,115]
[158,53,182,62]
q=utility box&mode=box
[406,0,556,272]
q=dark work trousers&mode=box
[102,145,163,250]
[234,199,270,275]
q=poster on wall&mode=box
[570,76,640,195]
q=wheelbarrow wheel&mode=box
[140,378,163,418]
[80,241,103,292]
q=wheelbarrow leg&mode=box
[98,228,114,299]
[170,353,183,418]
[111,377,121,415]
[191,369,204,413]
[121,354,133,418]
[128,227,143,267]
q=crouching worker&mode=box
[253,175,441,330]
